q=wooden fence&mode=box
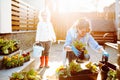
[10,0,116,44]
[11,0,39,31]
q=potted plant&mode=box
[2,54,24,69]
[72,40,88,55]
[3,57,12,69]
[11,55,19,67]
[69,61,82,76]
[56,65,70,78]
[10,72,24,80]
[10,69,41,80]
[85,62,98,73]
[72,40,90,62]
[22,52,30,62]
[18,55,24,66]
[8,40,19,53]
[0,39,19,55]
[107,69,117,80]
[0,39,10,54]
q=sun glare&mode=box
[57,0,115,13]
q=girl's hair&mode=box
[72,18,92,32]
[38,10,51,21]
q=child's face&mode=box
[41,13,48,21]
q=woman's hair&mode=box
[72,18,92,32]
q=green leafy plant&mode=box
[69,61,82,74]
[22,52,30,62]
[11,72,24,80]
[18,55,24,66]
[107,69,117,80]
[10,69,41,80]
[27,68,40,80]
[9,40,19,52]
[56,65,70,77]
[85,62,98,73]
[0,39,19,54]
[72,40,88,54]
[0,39,10,54]
[2,54,24,68]
[56,61,83,77]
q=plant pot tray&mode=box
[0,48,19,55]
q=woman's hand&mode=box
[102,51,109,57]
[98,48,109,58]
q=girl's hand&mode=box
[53,39,56,43]
[35,41,39,44]
[64,46,72,51]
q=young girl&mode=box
[35,10,56,68]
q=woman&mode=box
[63,18,109,64]
[35,10,56,68]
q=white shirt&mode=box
[36,21,56,42]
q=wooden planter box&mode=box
[59,72,98,80]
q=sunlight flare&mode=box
[57,0,115,13]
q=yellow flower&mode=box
[7,57,11,61]
[3,56,8,60]
[56,65,65,73]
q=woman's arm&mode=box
[88,34,103,53]
[88,34,109,57]
[64,30,73,51]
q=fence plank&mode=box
[11,0,39,31]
